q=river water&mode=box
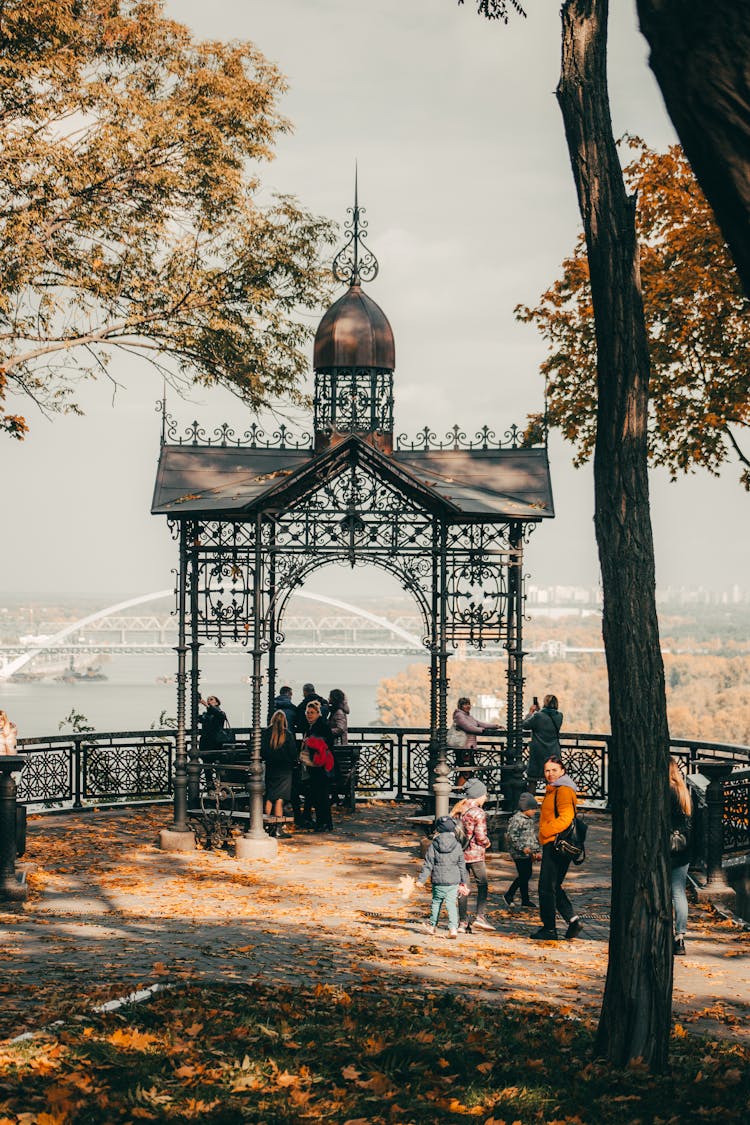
[0,651,427,739]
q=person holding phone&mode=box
[522,693,563,794]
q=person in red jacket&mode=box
[300,699,334,832]
[531,755,583,941]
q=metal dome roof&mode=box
[314,283,395,370]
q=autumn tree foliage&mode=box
[517,140,750,489]
[0,0,333,437]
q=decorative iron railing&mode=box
[14,727,749,856]
[395,423,531,452]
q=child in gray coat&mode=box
[417,815,469,937]
[503,792,540,909]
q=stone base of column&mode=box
[695,883,737,912]
[159,827,196,853]
[235,833,278,861]
[0,873,27,901]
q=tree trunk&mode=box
[557,0,673,1071]
[636,0,750,300]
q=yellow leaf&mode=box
[108,1028,160,1050]
[341,1064,361,1080]
[275,1071,300,1088]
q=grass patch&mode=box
[0,983,747,1123]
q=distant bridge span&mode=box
[0,589,425,680]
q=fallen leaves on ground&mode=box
[0,983,748,1124]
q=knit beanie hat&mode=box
[435,815,457,833]
[518,792,538,811]
[463,778,487,799]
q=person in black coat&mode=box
[295,683,329,733]
[198,694,228,788]
[261,710,298,819]
[198,695,228,753]
[300,699,334,832]
[273,686,298,733]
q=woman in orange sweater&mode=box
[531,755,583,941]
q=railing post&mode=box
[0,757,27,901]
[694,759,737,912]
[72,737,83,808]
[396,732,404,800]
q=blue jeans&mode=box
[430,884,459,929]
[671,862,689,936]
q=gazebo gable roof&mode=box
[247,433,459,517]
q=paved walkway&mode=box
[2,804,748,1042]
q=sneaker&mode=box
[673,936,686,956]
[531,927,559,940]
[502,891,515,908]
[421,922,437,935]
[457,921,470,933]
[447,929,458,939]
[472,916,495,932]
[565,917,583,940]
[520,900,536,910]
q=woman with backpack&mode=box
[531,754,582,942]
[670,756,695,957]
[522,693,563,794]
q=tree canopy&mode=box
[0,0,334,437]
[516,140,750,489]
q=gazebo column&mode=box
[433,521,452,820]
[502,521,526,813]
[160,521,196,852]
[427,521,439,808]
[236,512,277,860]
[187,523,202,805]
[266,548,278,722]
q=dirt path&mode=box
[2,804,747,1042]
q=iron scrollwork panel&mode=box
[722,774,750,854]
[445,524,516,649]
[83,740,172,800]
[272,463,434,557]
[406,739,431,791]
[355,738,396,794]
[189,521,263,647]
[16,748,72,804]
[314,368,394,435]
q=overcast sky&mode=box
[1,0,747,603]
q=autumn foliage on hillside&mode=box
[378,646,750,744]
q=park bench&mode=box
[188,744,357,847]
[331,746,360,812]
[186,748,287,849]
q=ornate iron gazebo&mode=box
[152,193,554,856]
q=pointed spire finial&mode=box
[332,165,379,286]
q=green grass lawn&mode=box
[0,983,747,1123]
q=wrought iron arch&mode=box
[267,555,434,652]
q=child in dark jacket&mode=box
[417,815,469,938]
[503,792,540,908]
